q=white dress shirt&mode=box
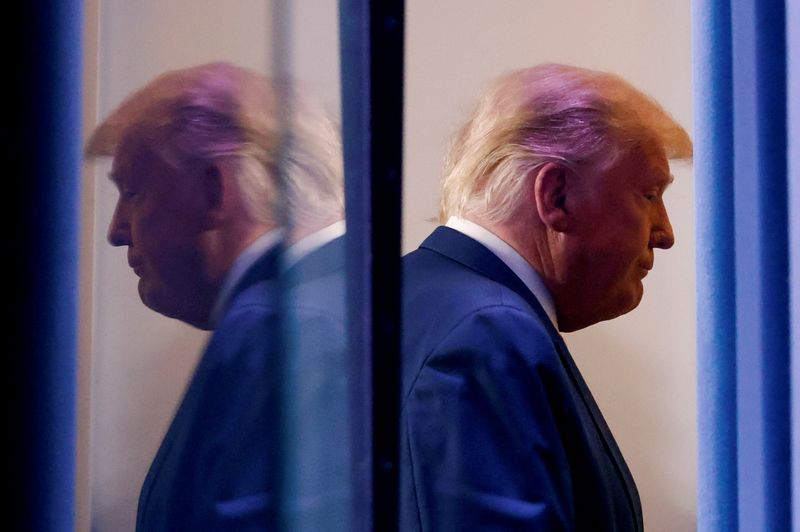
[445,216,558,328]
[283,220,346,269]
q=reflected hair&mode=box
[439,63,693,223]
[86,62,343,229]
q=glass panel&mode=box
[83,1,358,530]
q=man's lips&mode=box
[639,262,653,278]
[128,258,144,276]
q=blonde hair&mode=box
[86,62,343,229]
[440,63,693,223]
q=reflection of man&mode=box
[86,62,347,531]
[400,64,692,531]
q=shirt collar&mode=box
[209,228,284,327]
[284,220,346,270]
[445,216,558,328]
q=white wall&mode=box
[404,2,696,530]
[83,1,695,530]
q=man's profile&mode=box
[86,62,349,531]
[399,63,692,531]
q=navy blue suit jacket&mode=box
[137,237,350,531]
[400,227,643,531]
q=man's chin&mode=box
[138,282,178,320]
[138,282,212,329]
[600,284,645,323]
[617,284,645,317]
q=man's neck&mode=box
[449,216,558,328]
[206,226,284,327]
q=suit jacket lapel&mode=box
[227,244,283,304]
[419,226,642,529]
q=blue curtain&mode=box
[8,1,82,530]
[693,0,794,530]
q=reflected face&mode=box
[562,145,674,327]
[107,140,214,326]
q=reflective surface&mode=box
[84,1,350,530]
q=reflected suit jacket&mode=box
[137,237,350,532]
[399,227,644,532]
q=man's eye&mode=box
[123,190,138,200]
[644,193,658,202]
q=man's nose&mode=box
[650,204,675,250]
[107,204,131,247]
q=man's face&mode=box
[561,145,674,328]
[107,140,215,326]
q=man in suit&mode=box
[86,62,349,531]
[400,63,693,531]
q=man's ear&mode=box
[533,162,571,232]
[201,162,230,229]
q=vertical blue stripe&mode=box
[788,0,800,529]
[339,2,375,530]
[692,0,738,530]
[43,0,83,528]
[731,1,766,529]
[732,0,791,529]
[18,0,83,530]
[753,2,790,529]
